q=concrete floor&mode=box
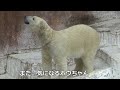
[0,46,120,79]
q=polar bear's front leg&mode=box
[42,49,52,79]
[82,52,96,74]
[54,57,68,79]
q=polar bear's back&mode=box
[67,24,99,46]
[53,24,100,57]
[61,24,100,44]
[64,24,97,34]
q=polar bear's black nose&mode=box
[24,16,29,24]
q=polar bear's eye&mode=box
[33,18,35,20]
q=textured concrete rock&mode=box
[6,49,111,79]
[91,11,120,46]
[3,47,120,79]
[92,11,119,23]
[0,74,15,79]
[0,56,7,75]
[3,46,120,79]
[6,51,42,79]
[68,68,112,79]
[100,46,120,66]
[98,46,120,78]
[6,50,76,79]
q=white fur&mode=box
[25,16,100,79]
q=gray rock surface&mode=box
[0,56,7,75]
[91,11,120,47]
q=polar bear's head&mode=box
[24,16,48,32]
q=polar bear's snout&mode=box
[24,16,30,24]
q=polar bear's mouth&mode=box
[24,16,30,24]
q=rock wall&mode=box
[91,11,120,46]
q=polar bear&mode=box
[24,16,100,79]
